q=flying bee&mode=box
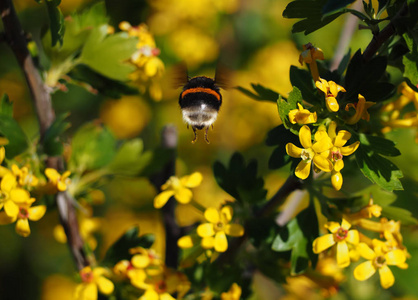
[177,66,228,144]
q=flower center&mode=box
[18,207,29,219]
[331,150,343,162]
[80,270,94,283]
[169,176,181,190]
[155,280,167,293]
[335,227,348,240]
[374,255,386,268]
[215,221,224,231]
[300,149,314,161]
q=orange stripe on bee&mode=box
[181,87,221,101]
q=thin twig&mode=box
[0,0,89,271]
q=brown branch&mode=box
[0,0,88,271]
[362,2,409,62]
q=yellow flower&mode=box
[345,94,375,124]
[288,103,317,125]
[320,121,360,190]
[154,172,203,208]
[196,206,244,253]
[221,283,242,300]
[0,172,32,217]
[313,218,359,268]
[285,125,333,180]
[45,168,71,192]
[11,164,39,189]
[75,266,114,300]
[0,147,10,177]
[315,78,346,112]
[0,197,46,237]
[353,241,406,289]
[299,43,324,81]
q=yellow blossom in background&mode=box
[196,206,244,252]
[100,96,151,139]
[154,172,203,208]
[75,266,114,300]
[313,218,359,268]
[285,125,333,180]
[45,168,71,192]
[353,241,406,289]
[318,121,360,190]
[299,43,324,81]
[0,197,46,237]
[0,147,9,176]
[316,78,346,112]
[288,103,317,125]
[345,94,375,124]
[221,283,242,300]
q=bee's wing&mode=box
[170,62,189,89]
[214,63,233,90]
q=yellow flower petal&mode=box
[312,137,332,153]
[131,254,150,268]
[295,160,311,180]
[4,200,19,218]
[328,81,345,96]
[225,224,244,237]
[341,141,360,156]
[327,121,337,139]
[0,211,15,224]
[315,78,328,94]
[45,168,60,181]
[154,190,175,209]
[285,143,303,158]
[334,130,351,148]
[326,222,341,233]
[174,187,193,204]
[178,235,194,248]
[1,172,16,192]
[312,155,333,172]
[220,206,233,223]
[378,265,395,289]
[299,125,312,149]
[197,223,215,238]
[312,234,335,253]
[180,172,203,188]
[204,207,220,223]
[346,230,359,244]
[288,109,299,124]
[201,236,215,249]
[140,289,159,300]
[57,181,67,191]
[356,243,376,260]
[214,231,228,252]
[354,260,376,281]
[326,97,339,112]
[385,249,406,266]
[336,240,350,267]
[341,218,352,231]
[28,205,47,221]
[333,159,344,172]
[16,218,31,237]
[128,269,147,289]
[96,276,114,295]
[75,282,97,300]
[10,188,31,203]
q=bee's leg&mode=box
[191,127,198,144]
[204,127,210,144]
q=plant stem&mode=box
[0,0,89,271]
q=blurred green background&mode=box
[0,0,417,299]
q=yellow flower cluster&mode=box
[286,122,359,190]
[382,82,418,142]
[119,21,165,101]
[312,199,408,289]
[0,147,45,237]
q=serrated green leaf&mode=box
[355,144,403,191]
[292,12,344,35]
[45,0,65,46]
[69,123,116,172]
[0,115,29,159]
[322,0,356,14]
[102,226,155,266]
[278,87,302,131]
[79,25,137,81]
[283,1,323,19]
[403,33,418,87]
[236,84,279,102]
[358,134,401,157]
[0,94,13,117]
[43,113,70,156]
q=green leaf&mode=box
[102,226,155,266]
[0,115,29,159]
[358,134,401,157]
[289,66,320,104]
[272,203,318,275]
[236,83,279,102]
[266,125,299,169]
[69,123,116,172]
[322,0,356,14]
[382,206,417,225]
[0,94,13,117]
[355,144,403,191]
[213,152,267,204]
[79,25,137,81]
[292,12,344,35]
[45,0,65,46]
[278,86,302,131]
[403,33,418,87]
[43,113,71,156]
